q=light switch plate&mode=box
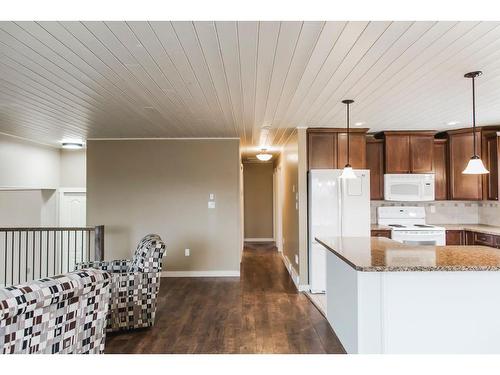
[185,248,190,256]
[209,193,215,200]
[208,201,216,209]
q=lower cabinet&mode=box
[445,230,464,245]
[371,229,391,239]
[447,229,500,248]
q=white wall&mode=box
[0,133,60,189]
[0,133,86,226]
[60,149,86,188]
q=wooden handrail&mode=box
[0,227,96,232]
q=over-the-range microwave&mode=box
[384,173,435,201]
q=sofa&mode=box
[78,234,166,332]
[0,269,111,354]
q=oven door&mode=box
[391,231,445,246]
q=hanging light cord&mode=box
[346,101,350,166]
[472,74,477,157]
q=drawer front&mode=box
[371,230,391,239]
[473,232,494,246]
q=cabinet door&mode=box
[410,135,434,173]
[449,132,482,200]
[385,134,410,173]
[308,132,337,169]
[464,230,475,245]
[445,230,463,245]
[433,140,448,200]
[371,229,391,239]
[366,140,384,200]
[485,135,499,200]
[337,133,366,169]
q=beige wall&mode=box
[86,139,241,273]
[276,128,308,288]
[243,162,274,239]
[279,131,300,276]
[297,128,309,285]
[60,149,86,188]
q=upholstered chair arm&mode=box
[76,259,132,273]
[0,269,110,321]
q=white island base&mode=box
[327,251,500,354]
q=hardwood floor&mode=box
[104,243,345,354]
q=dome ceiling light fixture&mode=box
[462,71,489,175]
[340,99,357,179]
[61,139,84,149]
[256,149,273,161]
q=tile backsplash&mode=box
[371,201,480,224]
[478,201,500,226]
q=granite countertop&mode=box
[315,236,500,272]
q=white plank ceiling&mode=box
[1,21,500,150]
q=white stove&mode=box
[377,206,446,246]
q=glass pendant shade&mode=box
[340,165,357,179]
[256,151,272,161]
[463,155,489,174]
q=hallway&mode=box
[105,243,345,354]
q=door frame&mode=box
[58,187,86,226]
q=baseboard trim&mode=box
[280,253,309,292]
[161,270,240,277]
[244,238,275,242]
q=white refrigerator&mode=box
[308,169,371,293]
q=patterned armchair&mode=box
[77,234,166,332]
[0,269,111,354]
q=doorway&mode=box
[243,162,274,243]
[59,189,86,227]
[59,188,86,269]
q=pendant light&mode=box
[462,71,489,175]
[340,99,356,179]
[256,148,273,161]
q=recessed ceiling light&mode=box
[354,122,365,126]
[61,139,84,149]
[446,121,460,126]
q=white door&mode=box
[60,192,86,227]
[59,190,86,271]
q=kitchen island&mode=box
[315,236,500,354]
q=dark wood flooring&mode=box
[104,243,345,354]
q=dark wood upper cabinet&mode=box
[308,131,336,169]
[410,135,435,173]
[447,129,483,200]
[307,128,368,170]
[483,132,500,201]
[337,132,366,169]
[384,134,411,173]
[366,138,384,200]
[376,131,435,174]
[433,139,448,200]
